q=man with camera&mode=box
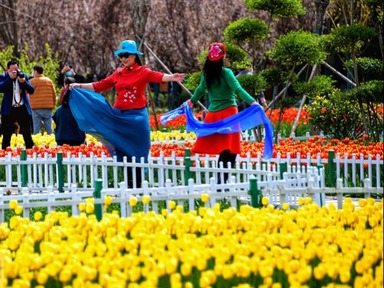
[0,59,35,149]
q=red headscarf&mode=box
[208,42,226,61]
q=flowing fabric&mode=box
[160,106,185,125]
[192,106,242,155]
[161,102,274,159]
[69,88,150,161]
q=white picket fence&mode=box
[0,164,326,222]
[0,150,382,190]
[0,148,382,220]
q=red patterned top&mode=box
[92,63,164,110]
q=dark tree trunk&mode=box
[0,0,19,55]
[314,0,330,35]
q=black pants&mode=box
[127,167,142,189]
[115,149,142,189]
[217,150,237,184]
[2,106,34,149]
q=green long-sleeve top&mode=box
[190,67,255,112]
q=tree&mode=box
[224,18,268,71]
[266,30,327,139]
[0,0,322,81]
[324,24,376,86]
[313,0,330,34]
[0,0,20,55]
[322,24,378,137]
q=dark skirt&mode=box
[69,88,150,162]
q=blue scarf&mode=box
[161,102,274,159]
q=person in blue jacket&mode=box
[52,77,86,146]
[0,59,35,149]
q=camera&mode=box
[16,70,25,78]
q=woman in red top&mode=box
[70,40,184,187]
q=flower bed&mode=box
[1,133,382,161]
[1,197,382,287]
[1,108,381,160]
[1,108,382,287]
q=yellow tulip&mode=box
[201,193,210,203]
[85,203,94,214]
[282,202,290,210]
[129,196,138,207]
[0,225,10,240]
[9,200,18,210]
[170,273,182,288]
[261,197,269,206]
[366,197,376,205]
[222,264,234,280]
[59,268,72,283]
[297,198,305,205]
[176,205,184,213]
[358,198,367,207]
[142,195,151,204]
[104,195,113,206]
[184,282,194,288]
[34,211,43,221]
[304,197,312,204]
[15,205,23,215]
[180,263,192,277]
[313,264,326,280]
[161,209,168,217]
[85,197,95,204]
[37,270,49,285]
[339,269,351,283]
[78,203,85,212]
[168,200,176,210]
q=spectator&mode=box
[59,64,86,86]
[0,59,35,149]
[29,64,57,134]
[52,77,86,146]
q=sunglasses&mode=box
[118,53,133,58]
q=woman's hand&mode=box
[69,83,79,90]
[173,73,185,82]
[162,73,185,83]
[69,83,94,91]
[181,100,193,109]
[251,101,267,110]
[70,83,86,90]
[262,102,268,110]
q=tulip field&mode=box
[0,108,383,287]
[1,197,382,287]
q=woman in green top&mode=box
[189,42,259,183]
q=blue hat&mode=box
[114,40,143,56]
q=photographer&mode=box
[0,59,35,149]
